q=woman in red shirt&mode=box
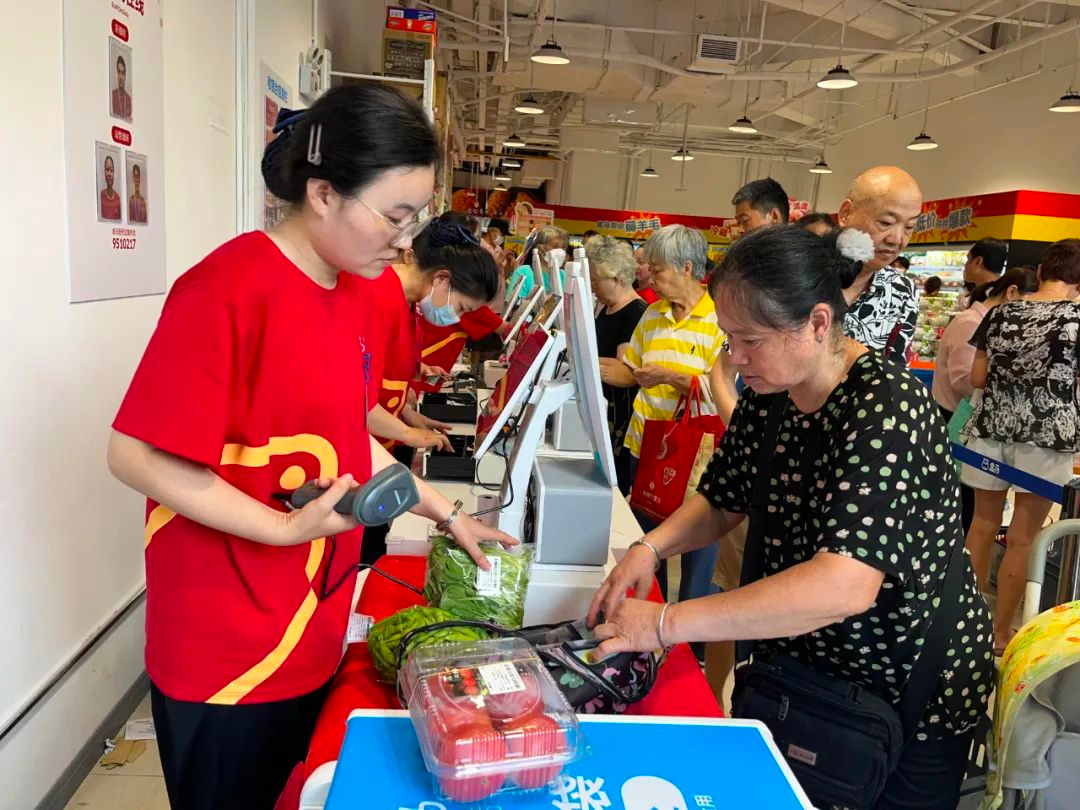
[362,216,501,563]
[107,84,515,810]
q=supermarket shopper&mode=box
[732,177,790,232]
[506,224,568,299]
[932,267,1039,534]
[837,166,922,361]
[587,236,648,495]
[633,244,659,304]
[964,237,1008,289]
[361,214,502,565]
[797,211,838,237]
[107,84,515,810]
[608,224,726,610]
[962,239,1080,654]
[591,226,993,810]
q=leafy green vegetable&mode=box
[424,536,534,629]
[367,605,488,682]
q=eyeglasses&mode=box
[357,197,430,246]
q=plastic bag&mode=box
[424,536,534,629]
[368,605,489,682]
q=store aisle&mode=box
[65,692,168,809]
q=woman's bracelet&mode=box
[657,602,674,650]
[629,539,662,572]
[435,499,464,533]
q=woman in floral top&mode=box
[590,226,992,809]
[962,238,1080,652]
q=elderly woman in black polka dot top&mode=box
[589,226,993,810]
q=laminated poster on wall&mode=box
[62,0,166,303]
[259,63,293,231]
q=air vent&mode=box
[687,35,741,74]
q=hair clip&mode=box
[307,123,323,166]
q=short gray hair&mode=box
[585,236,636,285]
[642,224,709,281]
[534,225,568,250]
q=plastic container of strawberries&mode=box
[401,638,583,803]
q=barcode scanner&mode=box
[282,463,420,526]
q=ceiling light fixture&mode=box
[818,65,858,90]
[906,132,939,150]
[672,105,694,162]
[817,5,857,90]
[531,1,569,65]
[502,158,523,168]
[494,169,512,182]
[640,151,658,177]
[671,147,694,161]
[503,133,526,147]
[809,157,833,173]
[514,95,544,115]
[532,38,569,65]
[1050,90,1080,112]
[729,116,757,134]
[494,182,508,191]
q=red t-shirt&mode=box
[639,287,659,305]
[114,232,375,705]
[415,306,505,393]
[361,268,419,450]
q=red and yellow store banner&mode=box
[546,204,740,246]
[910,190,1080,245]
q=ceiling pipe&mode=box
[415,1,504,35]
[920,7,1052,28]
[879,0,991,54]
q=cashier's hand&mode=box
[277,475,361,545]
[420,363,452,382]
[632,364,672,389]
[592,598,665,661]
[404,427,454,452]
[445,513,519,570]
[587,543,658,628]
[402,406,453,435]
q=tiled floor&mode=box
[65,693,169,810]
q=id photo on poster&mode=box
[126,152,148,225]
[96,142,123,223]
[109,38,133,121]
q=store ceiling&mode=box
[401,0,1080,175]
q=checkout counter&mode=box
[279,258,725,810]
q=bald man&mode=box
[837,166,922,362]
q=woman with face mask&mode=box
[360,216,501,564]
[107,84,515,810]
[505,224,569,302]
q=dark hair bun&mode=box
[425,220,479,248]
[260,84,438,207]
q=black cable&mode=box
[320,534,424,600]
[469,436,515,517]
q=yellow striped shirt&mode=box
[621,292,725,457]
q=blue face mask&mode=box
[419,280,460,327]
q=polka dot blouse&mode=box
[698,352,994,740]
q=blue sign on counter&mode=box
[326,710,811,810]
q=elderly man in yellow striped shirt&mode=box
[599,225,727,644]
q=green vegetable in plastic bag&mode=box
[424,536,534,629]
[368,605,488,682]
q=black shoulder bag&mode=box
[730,395,966,810]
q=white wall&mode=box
[815,60,1080,210]
[0,1,318,806]
[557,149,816,217]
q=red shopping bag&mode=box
[629,377,726,523]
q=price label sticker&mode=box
[475,555,502,597]
[347,613,374,644]
[478,662,526,695]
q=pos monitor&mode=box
[502,285,543,346]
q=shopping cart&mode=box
[976,519,1080,810]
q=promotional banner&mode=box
[260,64,294,231]
[910,190,1080,245]
[547,204,740,246]
[63,0,166,303]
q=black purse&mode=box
[730,395,965,810]
[396,618,658,714]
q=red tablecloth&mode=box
[275,555,722,809]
